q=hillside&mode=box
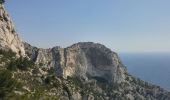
[0,3,170,100]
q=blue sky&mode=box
[5,0,170,53]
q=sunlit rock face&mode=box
[60,42,127,83]
[1,3,170,100]
[0,3,126,84]
[0,4,25,56]
[25,42,127,83]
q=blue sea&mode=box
[119,53,170,91]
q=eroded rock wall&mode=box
[0,4,25,56]
[25,42,127,83]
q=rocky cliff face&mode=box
[1,3,170,100]
[59,42,126,84]
[24,42,170,100]
[25,42,127,84]
[0,4,25,56]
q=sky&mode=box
[4,0,170,53]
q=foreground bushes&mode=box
[0,70,19,99]
[8,57,35,71]
[0,49,35,71]
[0,49,16,62]
[0,0,5,4]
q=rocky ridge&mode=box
[23,42,170,100]
[24,42,127,84]
[0,4,25,56]
[0,3,170,100]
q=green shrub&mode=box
[47,67,56,75]
[0,49,16,61]
[44,76,51,84]
[0,49,34,71]
[0,70,19,99]
[67,76,83,88]
[0,0,5,4]
[17,57,34,70]
[7,57,35,71]
[39,63,43,67]
[7,60,18,71]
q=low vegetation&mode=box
[0,0,5,4]
[0,50,34,71]
[0,49,16,61]
[0,49,170,100]
[7,57,34,71]
[0,70,19,99]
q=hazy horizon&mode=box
[5,0,170,53]
[119,53,170,90]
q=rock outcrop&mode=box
[25,42,127,84]
[1,3,170,100]
[58,42,126,83]
[0,4,25,56]
[24,42,170,100]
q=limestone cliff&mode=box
[24,42,170,100]
[1,3,170,100]
[0,4,25,56]
[58,42,126,83]
[24,42,127,84]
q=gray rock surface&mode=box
[23,42,170,100]
[0,4,25,56]
[23,33,170,100]
[24,42,127,84]
[1,3,170,100]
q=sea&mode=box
[119,53,170,91]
